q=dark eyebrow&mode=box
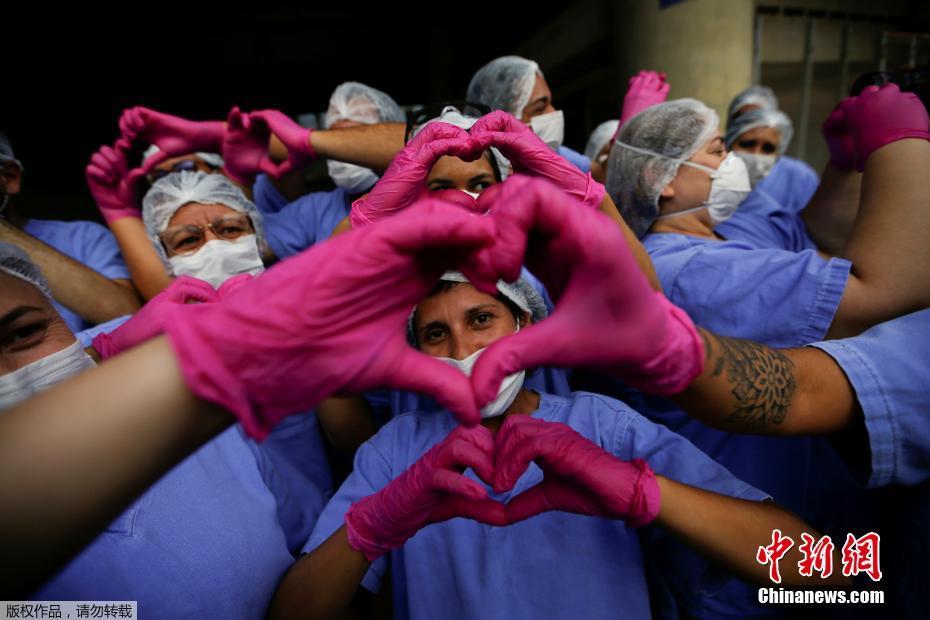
[465,304,500,315]
[468,173,493,184]
[0,306,45,329]
[529,95,549,107]
[709,137,725,149]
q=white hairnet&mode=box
[725,107,794,154]
[0,131,23,170]
[466,56,542,117]
[412,106,510,180]
[727,85,779,120]
[408,270,548,344]
[325,82,405,128]
[142,170,266,266]
[606,99,719,238]
[0,242,51,298]
[584,120,620,160]
[142,144,225,169]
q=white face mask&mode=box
[168,235,264,289]
[437,323,525,419]
[657,151,752,226]
[327,160,379,194]
[0,340,97,410]
[529,110,565,150]
[734,151,777,188]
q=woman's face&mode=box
[414,283,526,360]
[731,126,781,155]
[658,130,727,216]
[161,202,253,258]
[426,154,497,194]
[0,273,75,376]
[520,74,557,123]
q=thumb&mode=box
[389,349,481,426]
[470,318,565,408]
[505,481,557,525]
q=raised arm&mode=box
[827,85,930,338]
[0,219,141,322]
[86,141,172,299]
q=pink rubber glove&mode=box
[85,140,147,225]
[493,416,660,527]
[220,107,281,186]
[469,111,605,209]
[91,276,217,360]
[821,102,856,171]
[216,273,254,300]
[620,70,670,126]
[349,122,475,228]
[840,83,930,171]
[119,106,225,172]
[345,425,506,561]
[163,197,496,438]
[468,175,704,408]
[248,109,318,176]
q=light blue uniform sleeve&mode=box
[263,189,350,259]
[716,209,818,253]
[303,430,395,592]
[808,309,930,488]
[598,394,770,501]
[656,241,850,347]
[76,314,131,347]
[557,145,592,172]
[252,173,290,214]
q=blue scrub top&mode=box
[715,207,818,255]
[33,427,301,619]
[810,309,930,488]
[252,173,290,214]
[305,391,769,620]
[644,225,849,347]
[24,219,131,333]
[263,188,352,260]
[626,225,873,618]
[557,145,592,172]
[754,155,819,214]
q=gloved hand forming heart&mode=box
[344,415,661,561]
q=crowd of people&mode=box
[1,54,929,619]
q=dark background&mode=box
[2,5,558,221]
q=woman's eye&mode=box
[219,226,246,236]
[176,235,200,249]
[425,329,445,342]
[428,183,452,191]
[473,313,492,326]
[3,321,47,350]
[471,181,493,191]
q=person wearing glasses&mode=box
[0,131,141,333]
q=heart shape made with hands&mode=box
[429,416,659,528]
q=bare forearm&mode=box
[655,476,849,586]
[311,123,406,173]
[0,337,232,595]
[0,220,141,321]
[801,164,862,255]
[832,140,930,336]
[672,330,855,435]
[109,217,173,300]
[269,526,371,620]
